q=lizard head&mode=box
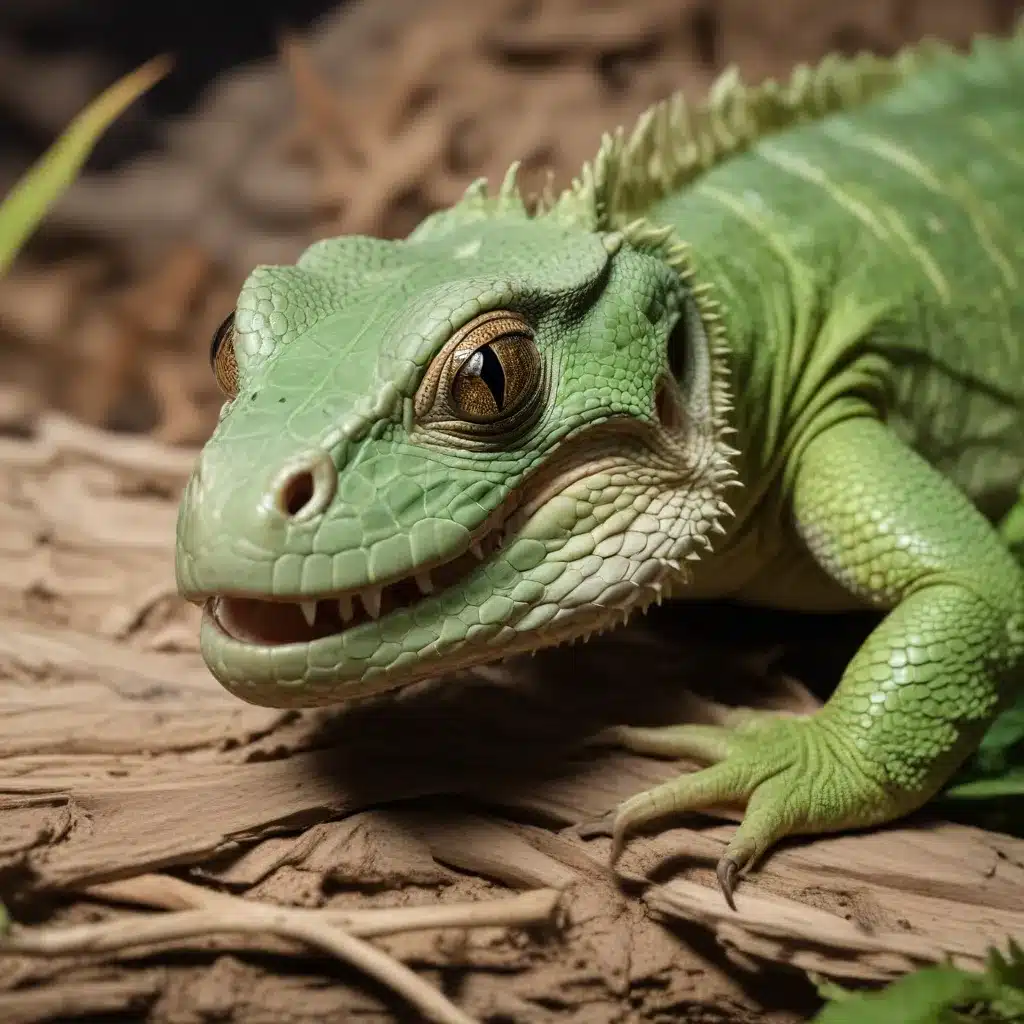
[175,179,737,707]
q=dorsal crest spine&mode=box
[538,37,972,232]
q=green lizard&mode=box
[175,27,1024,905]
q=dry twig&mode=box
[2,874,562,1024]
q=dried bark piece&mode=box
[0,973,163,1024]
[197,814,455,890]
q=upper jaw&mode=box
[198,518,511,649]
[189,499,524,651]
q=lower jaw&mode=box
[197,598,628,710]
[199,603,554,709]
[197,609,439,708]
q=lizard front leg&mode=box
[604,416,1024,904]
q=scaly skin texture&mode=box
[176,27,1024,903]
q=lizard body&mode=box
[176,26,1024,900]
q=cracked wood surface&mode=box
[1,414,1022,1023]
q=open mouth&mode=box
[210,521,509,647]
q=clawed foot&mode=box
[595,710,888,909]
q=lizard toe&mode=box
[608,715,895,905]
[597,722,739,763]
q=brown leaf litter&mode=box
[3,0,1018,445]
[1,411,1022,1024]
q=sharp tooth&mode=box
[361,587,382,619]
[299,601,317,627]
[470,541,484,559]
[415,571,434,595]
[338,594,354,621]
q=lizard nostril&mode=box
[270,451,336,521]
[282,470,315,517]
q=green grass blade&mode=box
[0,54,168,940]
[943,766,1024,800]
[0,55,171,276]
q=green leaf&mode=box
[0,56,171,276]
[986,941,1024,1018]
[811,942,1024,1024]
[944,767,1024,801]
[810,974,857,1004]
[810,966,985,1024]
[939,693,1024,835]
[972,698,1024,775]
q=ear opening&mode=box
[654,376,684,431]
[666,310,688,383]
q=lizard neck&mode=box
[598,218,753,599]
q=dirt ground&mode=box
[2,1,1024,1022]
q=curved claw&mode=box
[572,811,615,842]
[609,812,629,868]
[716,856,739,910]
[601,715,897,914]
[605,813,657,887]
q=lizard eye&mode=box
[210,312,239,398]
[446,313,540,424]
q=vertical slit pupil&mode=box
[468,345,506,409]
